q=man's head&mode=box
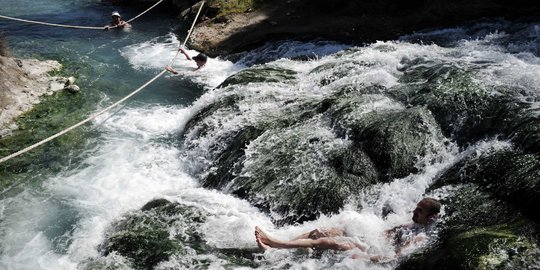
[112,11,121,23]
[412,198,441,225]
[193,53,207,68]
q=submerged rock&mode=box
[398,184,540,270]
[433,150,540,222]
[219,66,297,88]
[329,90,446,181]
[389,58,528,149]
[99,198,256,269]
[100,199,207,269]
[230,121,378,224]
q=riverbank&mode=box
[183,0,540,56]
[0,56,65,137]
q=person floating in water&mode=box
[166,47,208,73]
[254,197,441,261]
[104,11,131,30]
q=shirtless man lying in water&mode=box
[255,198,441,261]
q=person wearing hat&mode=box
[166,47,208,73]
[104,11,131,30]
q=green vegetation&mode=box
[207,0,268,17]
[0,73,101,192]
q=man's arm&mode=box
[394,233,427,256]
[165,65,179,75]
[119,20,131,28]
[179,48,193,60]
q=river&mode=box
[0,1,539,269]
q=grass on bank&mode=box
[207,0,268,17]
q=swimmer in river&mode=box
[166,47,207,73]
[254,197,441,261]
[104,11,131,30]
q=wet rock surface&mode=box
[0,56,64,137]
[398,184,540,270]
[100,198,255,269]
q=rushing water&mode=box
[0,1,539,269]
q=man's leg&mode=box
[292,228,345,240]
[255,226,362,251]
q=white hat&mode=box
[111,11,121,17]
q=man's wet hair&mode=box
[193,53,207,63]
[422,197,441,215]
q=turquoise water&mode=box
[1,0,200,105]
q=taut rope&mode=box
[0,0,166,30]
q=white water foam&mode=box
[0,105,196,269]
[120,33,243,89]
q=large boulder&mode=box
[89,198,255,269]
[219,66,297,88]
[229,121,378,224]
[183,65,447,224]
[100,199,207,269]
[328,90,446,181]
[390,58,525,148]
[432,150,540,222]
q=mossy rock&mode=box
[509,116,540,154]
[202,125,266,189]
[439,184,522,231]
[433,151,540,222]
[399,224,540,270]
[345,106,445,181]
[185,92,335,189]
[0,84,101,191]
[183,93,240,138]
[397,184,540,270]
[389,58,525,147]
[309,60,374,87]
[219,66,297,88]
[78,257,132,270]
[101,199,207,269]
[229,121,378,224]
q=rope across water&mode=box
[0,0,165,30]
[0,1,205,164]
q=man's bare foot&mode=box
[255,226,279,248]
[256,235,268,252]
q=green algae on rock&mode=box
[397,184,540,270]
[100,199,257,269]
[219,66,297,88]
[101,199,206,269]
[433,150,540,222]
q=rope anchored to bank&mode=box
[0,0,165,30]
[0,1,205,164]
